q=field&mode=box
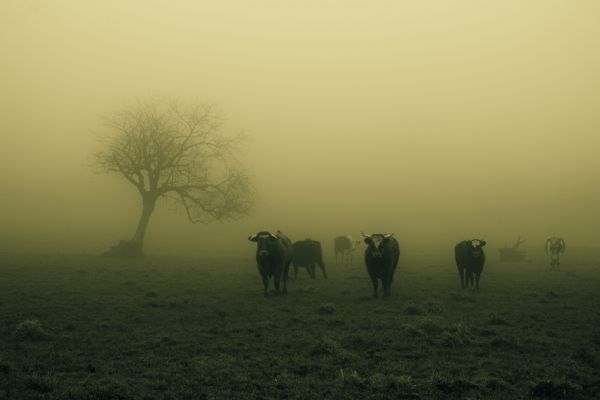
[1,250,600,399]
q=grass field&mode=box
[1,250,600,399]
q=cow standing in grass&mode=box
[545,236,565,269]
[292,239,327,279]
[455,239,487,289]
[248,230,293,296]
[334,235,361,265]
[362,232,400,298]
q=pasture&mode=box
[1,250,599,399]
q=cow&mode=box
[334,235,361,265]
[248,230,293,297]
[455,239,487,289]
[362,232,400,298]
[545,236,565,268]
[292,239,327,279]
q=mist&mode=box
[1,0,599,258]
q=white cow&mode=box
[334,235,361,265]
[545,236,565,268]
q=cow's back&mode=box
[389,237,400,263]
[334,236,351,252]
[276,232,293,263]
[292,240,312,265]
[293,240,323,266]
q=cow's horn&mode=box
[269,232,278,239]
[384,233,394,238]
[248,234,257,241]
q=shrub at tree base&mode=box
[102,240,143,258]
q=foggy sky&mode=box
[1,1,599,256]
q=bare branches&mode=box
[512,235,525,249]
[94,98,254,223]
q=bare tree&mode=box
[94,98,253,256]
[498,235,526,262]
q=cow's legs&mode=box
[309,264,316,279]
[382,278,391,298]
[383,267,394,297]
[319,263,327,279]
[262,275,269,297]
[550,253,561,269]
[273,270,281,295]
[475,273,481,289]
[466,271,474,288]
[371,277,379,298]
[458,267,465,289]
[293,265,298,279]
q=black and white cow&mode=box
[454,239,487,289]
[248,230,293,296]
[545,236,565,268]
[292,239,327,279]
[334,235,361,265]
[362,232,400,298]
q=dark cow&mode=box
[292,239,327,279]
[455,239,487,289]
[362,232,400,298]
[248,230,293,296]
[334,235,360,264]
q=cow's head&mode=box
[468,239,486,258]
[248,231,279,257]
[362,232,394,258]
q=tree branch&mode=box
[93,97,254,224]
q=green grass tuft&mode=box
[14,319,51,341]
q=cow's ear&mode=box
[480,240,487,247]
[248,235,258,242]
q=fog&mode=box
[1,1,599,258]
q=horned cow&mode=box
[362,232,400,298]
[248,230,293,297]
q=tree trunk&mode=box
[132,193,157,248]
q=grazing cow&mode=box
[455,239,487,289]
[292,239,327,279]
[334,235,361,265]
[545,236,565,268]
[248,230,293,296]
[362,232,400,298]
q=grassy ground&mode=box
[1,251,599,399]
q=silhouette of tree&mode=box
[95,98,253,256]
